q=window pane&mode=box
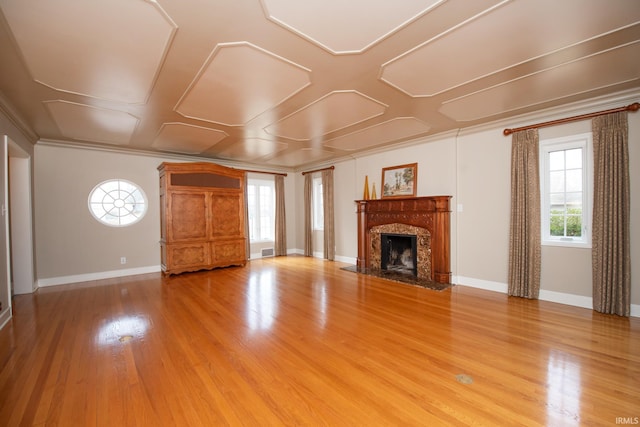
[549,171,565,192]
[565,148,582,169]
[549,192,565,208]
[259,184,274,240]
[102,211,121,226]
[566,192,582,209]
[313,177,324,230]
[90,188,106,204]
[566,215,582,237]
[549,151,565,171]
[247,179,275,242]
[549,215,565,236]
[131,202,146,218]
[100,180,120,193]
[247,185,256,240]
[91,204,107,220]
[565,169,582,192]
[118,180,138,194]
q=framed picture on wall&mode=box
[381,163,417,198]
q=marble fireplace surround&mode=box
[356,196,452,284]
[371,224,431,279]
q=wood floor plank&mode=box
[1,256,639,426]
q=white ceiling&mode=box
[0,0,638,169]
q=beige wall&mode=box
[29,91,640,311]
[318,93,639,308]
[34,145,164,280]
[33,146,298,281]
[455,117,598,295]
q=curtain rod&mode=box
[503,102,639,136]
[243,168,287,177]
[301,165,335,175]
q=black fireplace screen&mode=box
[380,233,417,276]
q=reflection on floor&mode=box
[341,265,452,291]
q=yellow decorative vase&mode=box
[371,182,377,199]
[363,176,370,200]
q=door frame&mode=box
[0,135,10,329]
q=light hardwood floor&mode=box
[1,256,638,426]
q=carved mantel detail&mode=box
[356,196,452,284]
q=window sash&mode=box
[540,133,592,248]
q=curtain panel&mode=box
[508,129,541,299]
[274,175,287,257]
[304,173,313,256]
[244,172,250,259]
[592,112,631,316]
[322,169,335,261]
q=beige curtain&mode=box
[304,173,313,256]
[274,175,287,256]
[592,112,630,316]
[244,172,250,259]
[508,129,541,299]
[322,169,335,261]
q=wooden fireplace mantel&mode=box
[356,196,452,284]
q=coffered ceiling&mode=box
[0,0,638,169]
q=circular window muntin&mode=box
[88,179,147,227]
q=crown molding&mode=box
[0,92,39,143]
[36,139,295,175]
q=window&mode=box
[313,176,324,230]
[247,178,275,242]
[88,179,147,227]
[540,133,592,247]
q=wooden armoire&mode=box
[158,162,247,275]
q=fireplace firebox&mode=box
[381,233,417,276]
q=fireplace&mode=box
[381,233,417,276]
[356,196,451,284]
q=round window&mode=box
[88,179,147,227]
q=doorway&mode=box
[8,139,35,295]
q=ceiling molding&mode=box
[0,92,39,143]
[1,0,638,168]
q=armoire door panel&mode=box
[166,243,210,270]
[211,239,245,264]
[169,192,209,241]
[210,194,243,237]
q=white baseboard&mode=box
[456,276,639,317]
[335,255,356,264]
[286,249,356,265]
[456,276,508,293]
[37,265,161,288]
[538,289,593,310]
